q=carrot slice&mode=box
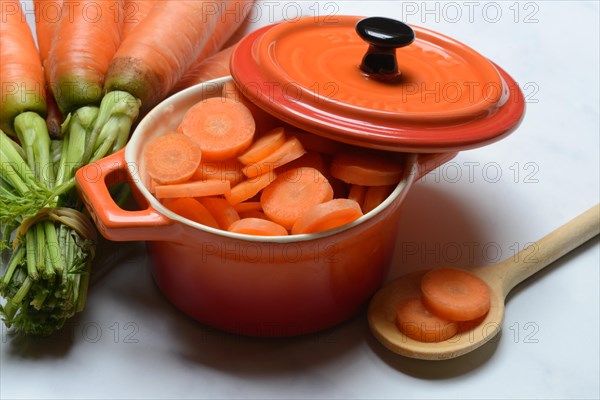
[291,199,363,235]
[228,218,288,236]
[155,180,230,199]
[362,185,395,214]
[199,197,240,230]
[286,126,346,155]
[395,298,458,343]
[221,80,280,135]
[178,96,255,161]
[420,267,491,322]
[242,136,306,178]
[238,210,269,220]
[192,158,245,186]
[143,132,202,184]
[233,202,262,213]
[261,167,334,230]
[331,149,404,186]
[238,127,286,165]
[276,150,325,175]
[225,171,278,205]
[348,185,367,208]
[161,197,219,229]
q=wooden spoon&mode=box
[368,204,599,360]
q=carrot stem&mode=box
[86,91,140,163]
[13,112,54,188]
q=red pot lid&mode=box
[231,16,525,153]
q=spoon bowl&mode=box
[369,204,599,360]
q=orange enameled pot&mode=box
[76,16,525,337]
[76,77,455,337]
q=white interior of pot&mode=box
[125,77,418,243]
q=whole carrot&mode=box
[47,0,124,114]
[0,0,47,136]
[122,0,157,38]
[104,0,220,112]
[174,45,236,91]
[33,0,62,64]
[173,0,254,92]
[33,0,64,137]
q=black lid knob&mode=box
[356,17,415,82]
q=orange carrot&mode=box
[276,150,326,176]
[105,0,220,112]
[291,199,363,235]
[238,210,269,220]
[47,0,123,113]
[33,0,62,66]
[173,0,254,91]
[286,126,347,155]
[143,132,202,185]
[225,171,277,205]
[348,185,367,208]
[395,298,458,343]
[261,167,333,230]
[122,0,156,38]
[232,201,262,213]
[178,96,255,161]
[192,158,245,186]
[174,45,235,92]
[420,267,491,322]
[362,185,395,214]
[155,180,230,199]
[0,0,47,135]
[34,0,64,137]
[238,127,286,165]
[162,197,219,229]
[331,148,405,186]
[228,218,288,236]
[221,80,280,135]
[242,136,306,178]
[198,197,240,230]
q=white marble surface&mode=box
[2,1,599,399]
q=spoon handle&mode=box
[485,204,599,295]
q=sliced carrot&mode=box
[233,201,262,213]
[178,96,255,161]
[228,218,288,236]
[198,197,240,230]
[291,199,363,235]
[330,177,350,199]
[155,180,230,199]
[395,298,458,343]
[193,158,245,186]
[143,132,202,184]
[147,178,158,194]
[225,171,277,205]
[362,185,395,214]
[348,185,367,207]
[222,80,280,135]
[276,150,326,175]
[238,210,269,220]
[242,136,306,178]
[286,126,346,155]
[261,167,333,230]
[420,267,491,322]
[330,148,404,186]
[161,197,219,229]
[238,127,286,165]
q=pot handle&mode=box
[75,149,176,241]
[414,152,459,181]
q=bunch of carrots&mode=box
[0,0,252,335]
